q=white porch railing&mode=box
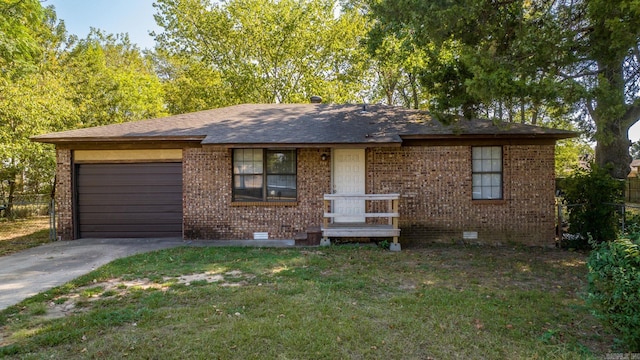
[321,193,401,250]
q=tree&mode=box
[62,30,167,127]
[367,0,640,179]
[0,3,75,216]
[152,0,371,108]
[366,30,429,108]
[0,0,44,77]
[1,4,168,217]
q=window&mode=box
[233,149,296,202]
[472,146,502,200]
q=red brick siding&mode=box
[183,147,331,239]
[55,144,555,246]
[55,149,74,240]
[368,145,556,246]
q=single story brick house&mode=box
[33,103,575,247]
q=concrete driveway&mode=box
[0,238,185,311]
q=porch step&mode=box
[294,226,322,246]
[321,224,400,238]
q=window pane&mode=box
[233,175,263,201]
[482,147,492,158]
[481,173,492,185]
[473,189,482,199]
[472,159,482,172]
[491,146,501,158]
[491,186,502,199]
[491,159,501,171]
[267,150,296,174]
[482,159,492,172]
[234,149,263,174]
[267,175,296,201]
[491,174,501,185]
[472,174,482,187]
[472,147,481,159]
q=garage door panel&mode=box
[77,163,183,238]
[77,176,182,187]
[78,163,182,175]
[77,192,183,206]
[79,204,182,213]
[76,185,182,195]
[79,213,182,223]
[82,230,183,238]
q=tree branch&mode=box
[623,102,640,129]
[559,69,601,79]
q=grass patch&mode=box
[0,217,51,256]
[0,245,613,358]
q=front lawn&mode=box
[0,245,611,358]
[0,217,51,256]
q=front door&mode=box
[333,149,365,223]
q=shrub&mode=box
[586,236,640,351]
[562,165,623,246]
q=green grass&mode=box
[0,217,51,256]
[0,245,612,359]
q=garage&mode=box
[76,163,183,238]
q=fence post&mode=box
[49,198,57,241]
[557,201,563,248]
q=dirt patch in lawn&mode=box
[41,270,256,320]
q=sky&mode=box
[45,0,161,50]
[41,0,640,142]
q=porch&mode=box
[321,193,401,251]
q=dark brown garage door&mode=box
[76,163,183,238]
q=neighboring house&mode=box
[630,159,640,177]
[33,103,575,247]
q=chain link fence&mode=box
[1,193,56,241]
[556,199,640,247]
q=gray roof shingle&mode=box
[32,103,577,145]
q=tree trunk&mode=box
[595,120,632,179]
[6,179,15,218]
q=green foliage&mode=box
[562,165,623,244]
[367,0,640,179]
[0,0,44,76]
[153,0,371,109]
[631,141,640,160]
[376,239,390,249]
[1,7,167,206]
[586,236,640,351]
[63,30,167,127]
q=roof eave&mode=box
[30,136,207,144]
[202,142,403,149]
[399,132,579,141]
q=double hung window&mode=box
[233,149,297,202]
[472,146,502,200]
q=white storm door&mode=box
[333,149,365,223]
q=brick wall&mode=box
[55,149,74,240]
[55,143,556,246]
[183,147,331,240]
[368,144,556,246]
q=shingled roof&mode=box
[32,103,577,146]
